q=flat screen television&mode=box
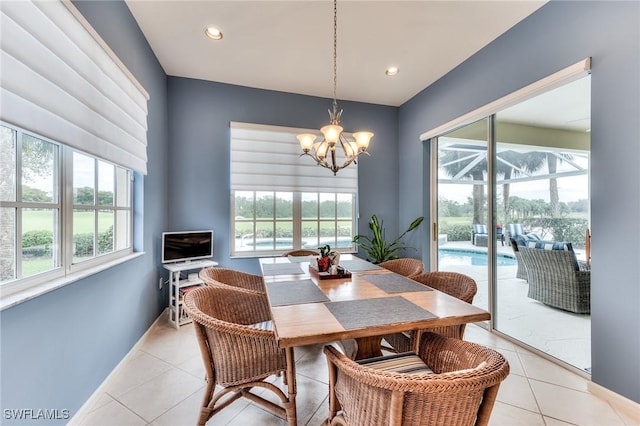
[161,230,214,264]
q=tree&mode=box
[546,152,573,217]
[496,150,545,224]
[440,148,487,224]
[22,185,52,203]
[74,187,95,205]
[22,135,55,182]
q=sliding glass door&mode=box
[435,119,489,312]
[432,74,591,373]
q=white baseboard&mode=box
[68,308,169,424]
[588,381,640,422]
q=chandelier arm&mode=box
[330,144,338,171]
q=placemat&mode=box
[286,255,315,263]
[361,273,432,293]
[266,279,330,307]
[261,262,304,276]
[339,258,383,272]
[324,296,437,330]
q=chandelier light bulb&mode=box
[316,142,329,159]
[353,131,374,150]
[343,141,358,158]
[297,133,317,151]
[321,124,343,144]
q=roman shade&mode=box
[0,0,149,173]
[230,122,358,193]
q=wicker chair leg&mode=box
[388,390,404,426]
[327,355,340,422]
[285,348,297,426]
[475,383,502,426]
[330,415,347,425]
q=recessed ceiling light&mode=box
[204,26,223,40]
[385,66,399,76]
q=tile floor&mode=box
[71,312,638,426]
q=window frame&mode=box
[0,121,134,300]
[230,191,358,258]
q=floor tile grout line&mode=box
[104,397,148,426]
[517,349,547,421]
[305,396,329,426]
[147,385,205,425]
[105,351,178,399]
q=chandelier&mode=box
[297,0,373,176]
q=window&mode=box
[232,191,356,255]
[0,123,133,293]
[230,123,358,257]
[0,0,146,304]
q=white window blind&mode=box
[230,122,358,193]
[0,0,149,174]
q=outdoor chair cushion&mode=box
[472,224,489,245]
[512,233,540,247]
[472,224,488,234]
[358,352,434,376]
[525,240,579,270]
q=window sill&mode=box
[0,252,145,311]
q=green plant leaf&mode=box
[352,214,424,263]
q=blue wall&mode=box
[2,0,638,419]
[399,1,640,403]
[0,1,170,423]
[166,77,399,274]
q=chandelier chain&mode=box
[296,0,373,175]
[332,0,338,113]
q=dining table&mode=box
[258,253,491,425]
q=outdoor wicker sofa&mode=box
[509,238,528,280]
[517,244,590,314]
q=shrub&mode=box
[22,230,53,248]
[74,233,94,256]
[438,223,471,242]
[98,226,113,254]
[526,218,588,248]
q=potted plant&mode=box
[352,214,424,264]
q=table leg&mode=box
[285,347,297,426]
[354,336,383,360]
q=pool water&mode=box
[438,248,516,267]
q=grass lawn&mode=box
[23,209,112,233]
[20,210,112,277]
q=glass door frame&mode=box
[427,60,592,376]
[429,117,498,331]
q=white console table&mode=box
[163,259,218,329]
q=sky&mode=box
[439,175,589,204]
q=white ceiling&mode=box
[125,1,548,107]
